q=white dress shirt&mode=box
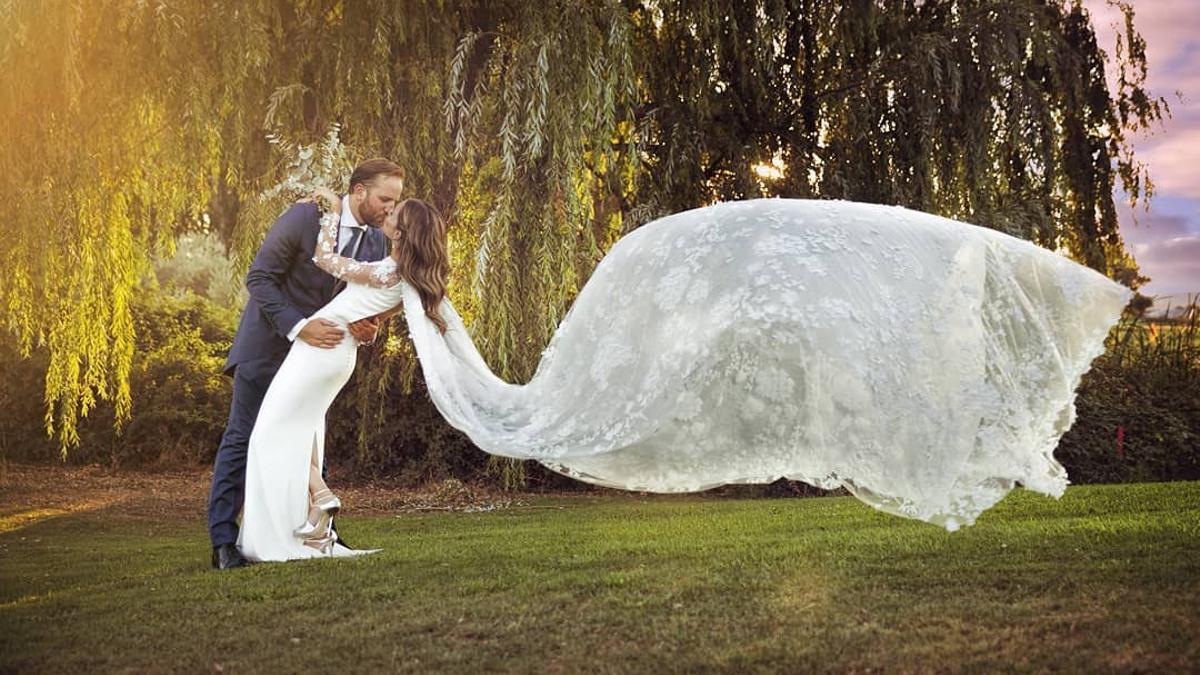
[286,197,368,341]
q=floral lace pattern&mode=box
[312,211,401,288]
[397,199,1132,531]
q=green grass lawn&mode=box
[2,482,1198,673]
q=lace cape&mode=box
[399,198,1132,531]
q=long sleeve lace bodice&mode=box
[312,210,401,288]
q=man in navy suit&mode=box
[208,158,405,569]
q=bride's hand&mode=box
[302,187,341,213]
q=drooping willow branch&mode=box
[0,0,1167,456]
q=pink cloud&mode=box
[1084,0,1200,160]
[1122,211,1191,245]
[1131,242,1200,297]
[1120,210,1200,296]
[1085,0,1200,297]
[1085,0,1200,99]
[1145,235,1200,266]
[1141,127,1200,199]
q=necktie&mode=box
[340,227,363,257]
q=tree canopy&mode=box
[0,0,1166,452]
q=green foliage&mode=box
[1,0,254,449]
[0,0,1174,477]
[150,231,247,310]
[0,288,235,467]
[631,0,1166,270]
[1057,300,1200,483]
[93,292,235,466]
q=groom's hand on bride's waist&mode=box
[348,316,380,345]
[298,319,345,349]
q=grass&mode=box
[2,481,1198,673]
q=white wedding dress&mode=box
[241,198,1132,561]
[236,285,398,561]
[238,230,402,562]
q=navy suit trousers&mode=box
[207,357,283,547]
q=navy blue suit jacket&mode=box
[224,202,387,374]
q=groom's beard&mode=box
[360,201,390,227]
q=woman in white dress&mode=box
[237,192,450,562]
[241,193,1133,562]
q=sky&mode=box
[1083,0,1200,310]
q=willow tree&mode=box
[629,0,1165,276]
[0,0,243,448]
[0,0,1165,474]
[0,0,638,466]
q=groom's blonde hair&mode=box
[348,158,406,192]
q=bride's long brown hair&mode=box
[392,198,450,334]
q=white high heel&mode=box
[293,509,332,539]
[301,527,336,555]
[293,489,341,539]
[311,488,341,514]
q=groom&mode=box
[207,158,406,570]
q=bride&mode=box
[237,191,450,562]
[239,190,1132,562]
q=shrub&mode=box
[0,290,235,467]
[1056,299,1200,483]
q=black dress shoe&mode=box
[212,543,251,570]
